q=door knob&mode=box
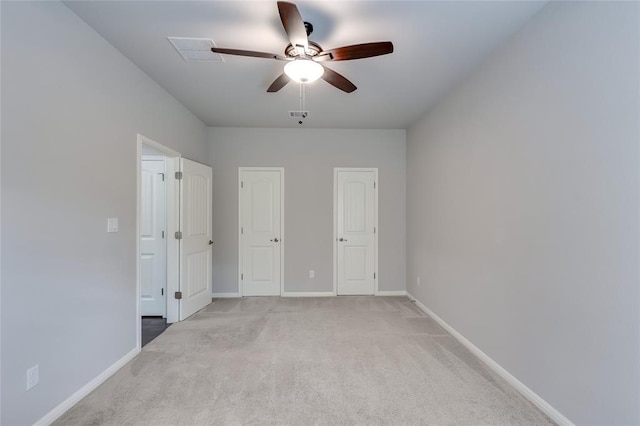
[209,240,214,245]
[270,238,279,243]
[339,237,347,242]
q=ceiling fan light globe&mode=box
[284,59,324,84]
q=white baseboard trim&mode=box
[212,291,407,298]
[376,290,407,296]
[34,347,139,426]
[211,292,241,298]
[406,292,574,426]
[282,291,335,297]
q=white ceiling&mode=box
[64,1,546,129]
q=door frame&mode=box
[333,167,379,296]
[136,134,181,350]
[238,167,285,297]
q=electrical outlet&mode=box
[309,270,315,279]
[26,365,39,391]
[417,276,421,287]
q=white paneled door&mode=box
[140,158,166,316]
[240,168,283,296]
[179,158,213,320]
[335,169,377,295]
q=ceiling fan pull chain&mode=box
[299,82,303,111]
[298,83,306,125]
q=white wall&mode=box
[0,2,208,424]
[209,127,406,295]
[406,1,639,424]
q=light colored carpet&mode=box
[56,296,553,425]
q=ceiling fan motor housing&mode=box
[285,40,322,58]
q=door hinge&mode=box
[158,173,165,182]
[162,231,165,239]
[241,273,243,280]
[241,181,244,188]
[161,288,164,296]
[241,227,243,235]
[374,227,376,234]
[174,291,182,299]
[175,171,183,180]
[175,231,182,240]
[374,181,376,189]
[374,272,376,279]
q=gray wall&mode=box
[406,1,639,424]
[0,2,208,424]
[209,127,406,295]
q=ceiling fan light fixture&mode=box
[284,58,324,83]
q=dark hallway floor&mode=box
[141,317,170,347]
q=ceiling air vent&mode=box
[168,37,224,62]
[289,111,309,118]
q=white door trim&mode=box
[238,167,285,297]
[136,134,181,350]
[333,168,379,296]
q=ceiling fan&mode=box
[211,1,394,93]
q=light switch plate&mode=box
[107,218,119,233]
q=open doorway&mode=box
[136,135,181,348]
[140,147,168,346]
[136,135,213,348]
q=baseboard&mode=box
[211,292,241,298]
[376,290,407,296]
[282,291,335,297]
[212,291,406,298]
[406,292,574,426]
[34,347,139,426]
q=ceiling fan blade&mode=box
[267,73,291,92]
[277,1,308,53]
[315,42,394,62]
[321,66,357,93]
[211,47,288,61]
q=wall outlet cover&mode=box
[26,364,39,391]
